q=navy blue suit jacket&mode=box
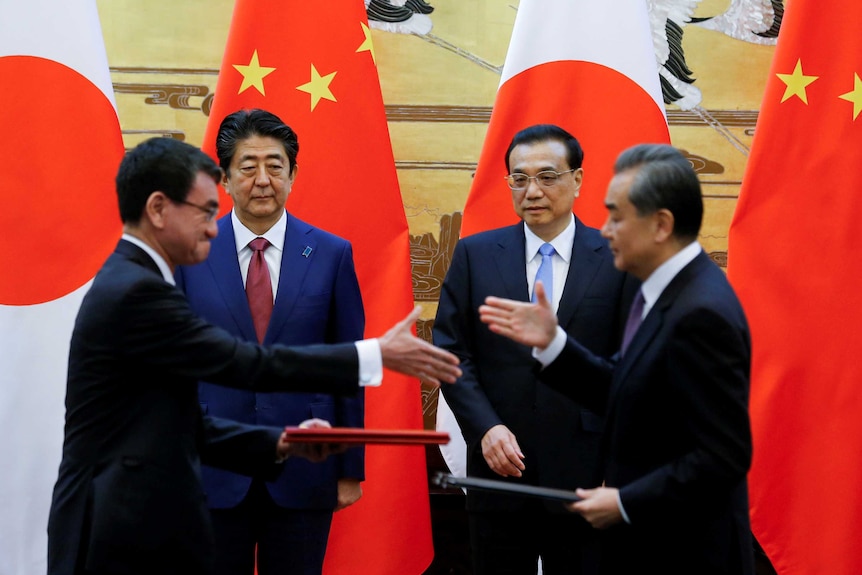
[540,251,754,575]
[47,240,360,575]
[434,219,635,512]
[175,213,365,510]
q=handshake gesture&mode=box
[378,306,462,385]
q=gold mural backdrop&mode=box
[97,0,777,427]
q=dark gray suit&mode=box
[540,250,754,575]
[434,219,634,574]
[47,239,359,575]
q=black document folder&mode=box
[433,472,581,502]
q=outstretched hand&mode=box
[479,281,558,349]
[379,306,462,385]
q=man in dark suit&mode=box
[479,143,754,575]
[46,137,461,575]
[175,109,365,575]
[433,124,634,575]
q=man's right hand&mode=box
[479,281,558,350]
[378,306,462,385]
[481,424,526,478]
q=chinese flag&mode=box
[461,0,670,236]
[0,1,124,573]
[727,1,862,574]
[438,0,670,484]
[204,1,432,574]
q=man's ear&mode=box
[653,208,675,243]
[145,191,168,230]
[572,168,583,197]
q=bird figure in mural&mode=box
[691,0,783,44]
[647,0,784,110]
[365,0,434,35]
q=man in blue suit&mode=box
[433,124,635,575]
[479,144,754,575]
[176,109,364,575]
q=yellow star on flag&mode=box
[297,64,337,111]
[838,73,862,121]
[233,50,276,96]
[777,59,818,104]
[357,22,376,65]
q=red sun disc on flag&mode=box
[0,56,124,305]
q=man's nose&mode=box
[600,218,611,238]
[255,168,270,186]
[524,178,544,198]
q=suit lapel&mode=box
[611,251,710,387]
[492,223,530,301]
[557,218,605,328]
[116,239,162,277]
[206,217,258,342]
[267,214,316,344]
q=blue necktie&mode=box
[621,290,645,356]
[533,243,555,303]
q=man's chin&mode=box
[192,245,211,264]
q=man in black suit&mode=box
[46,137,460,575]
[480,143,754,575]
[433,124,633,575]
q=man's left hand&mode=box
[567,486,624,529]
[335,478,363,511]
[276,418,344,463]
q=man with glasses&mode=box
[175,109,366,575]
[47,136,461,575]
[434,124,636,575]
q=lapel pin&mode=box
[302,246,313,258]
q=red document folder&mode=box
[283,427,450,445]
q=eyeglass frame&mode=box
[504,168,577,191]
[175,199,220,222]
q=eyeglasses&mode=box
[505,169,576,191]
[176,199,219,222]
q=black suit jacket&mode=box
[540,251,755,575]
[47,240,359,575]
[434,220,634,512]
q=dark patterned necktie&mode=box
[621,290,645,356]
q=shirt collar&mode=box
[231,209,287,254]
[524,214,576,263]
[121,233,175,285]
[640,241,702,313]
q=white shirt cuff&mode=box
[532,326,567,367]
[355,339,383,386]
[617,491,631,524]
